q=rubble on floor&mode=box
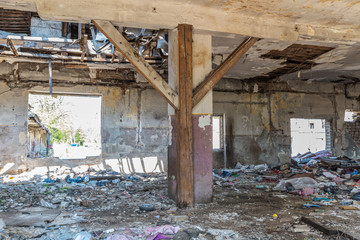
[0,151,359,239]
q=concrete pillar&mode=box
[168,28,213,204]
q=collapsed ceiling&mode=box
[0,0,359,84]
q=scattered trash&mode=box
[293,224,311,233]
[352,192,360,200]
[40,199,57,209]
[74,231,92,240]
[313,197,332,202]
[43,178,55,183]
[303,204,321,208]
[139,204,155,211]
[0,150,359,239]
[65,175,85,184]
[302,187,314,196]
[170,215,189,222]
[273,177,318,191]
[339,206,359,210]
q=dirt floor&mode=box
[0,166,359,239]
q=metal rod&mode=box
[78,23,82,39]
[49,60,52,95]
[223,113,227,169]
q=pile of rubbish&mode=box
[0,167,185,239]
[291,150,360,169]
[215,150,360,210]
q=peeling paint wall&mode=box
[213,79,360,167]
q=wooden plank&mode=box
[92,20,179,110]
[301,217,358,240]
[7,39,18,56]
[176,24,194,207]
[192,37,259,107]
[6,35,75,43]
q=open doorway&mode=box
[28,93,102,159]
[290,118,331,156]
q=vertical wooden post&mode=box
[176,24,194,207]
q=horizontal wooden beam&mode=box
[192,37,259,108]
[92,20,179,110]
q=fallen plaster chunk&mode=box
[293,224,311,232]
[171,215,189,222]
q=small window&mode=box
[344,110,360,122]
[213,115,223,149]
[309,123,314,129]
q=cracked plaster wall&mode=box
[0,78,168,173]
[213,79,360,168]
[2,60,360,172]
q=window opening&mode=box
[290,118,331,156]
[28,93,101,159]
[213,115,223,149]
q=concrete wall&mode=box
[0,75,168,173]
[2,60,360,172]
[213,79,360,168]
[30,17,63,37]
[0,81,28,172]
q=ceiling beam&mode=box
[93,20,179,110]
[2,0,359,42]
[192,37,259,108]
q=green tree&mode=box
[75,128,85,146]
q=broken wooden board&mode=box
[301,216,359,240]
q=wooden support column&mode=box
[176,24,194,207]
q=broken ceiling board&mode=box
[93,20,179,110]
[260,44,335,63]
[241,44,335,81]
[0,8,31,35]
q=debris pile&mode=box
[0,150,359,239]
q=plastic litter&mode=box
[106,235,129,240]
[254,164,268,172]
[40,199,57,209]
[302,187,314,196]
[74,231,92,240]
[65,175,85,183]
[154,233,172,240]
[303,204,320,208]
[273,177,318,191]
[43,178,55,183]
[313,197,332,202]
[139,204,155,211]
[352,192,360,200]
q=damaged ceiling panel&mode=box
[213,35,360,83]
[0,6,358,85]
[0,8,31,35]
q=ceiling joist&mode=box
[92,20,179,110]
